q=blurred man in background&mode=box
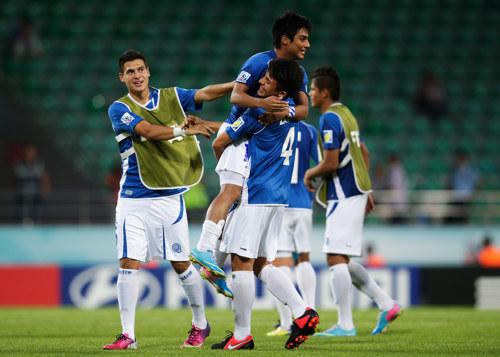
[446,150,480,224]
[478,236,500,268]
[13,144,50,226]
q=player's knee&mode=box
[170,260,190,274]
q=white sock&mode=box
[231,270,255,340]
[274,266,293,329]
[178,264,207,329]
[295,261,317,308]
[330,263,354,330]
[196,220,224,252]
[259,264,307,318]
[348,259,393,311]
[117,268,138,340]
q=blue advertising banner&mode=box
[60,264,420,309]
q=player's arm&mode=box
[194,81,235,103]
[181,115,223,135]
[290,90,309,120]
[230,82,288,112]
[258,90,309,125]
[133,119,213,141]
[361,142,370,172]
[360,141,375,214]
[212,131,235,161]
[303,148,339,192]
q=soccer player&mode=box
[188,12,312,291]
[267,121,321,337]
[304,66,403,337]
[209,58,319,350]
[103,49,233,350]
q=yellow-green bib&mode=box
[117,88,203,189]
[317,104,372,207]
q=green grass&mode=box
[1,307,499,356]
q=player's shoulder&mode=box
[108,99,130,116]
[322,110,342,121]
[299,121,318,133]
[245,50,275,66]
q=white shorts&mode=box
[215,123,249,183]
[323,194,367,257]
[220,204,284,261]
[277,208,313,255]
[115,195,190,263]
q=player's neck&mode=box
[273,48,297,60]
[321,99,338,113]
[129,88,151,105]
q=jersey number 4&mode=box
[281,127,296,167]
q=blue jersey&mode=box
[108,88,201,198]
[226,107,299,205]
[319,104,365,200]
[227,50,308,124]
[288,122,320,209]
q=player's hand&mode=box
[184,116,215,140]
[303,169,317,192]
[258,109,289,125]
[365,194,375,215]
[181,115,203,129]
[260,96,288,112]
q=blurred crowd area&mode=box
[0,0,498,225]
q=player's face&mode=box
[119,59,150,94]
[257,71,280,97]
[308,80,323,109]
[286,28,310,60]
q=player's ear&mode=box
[281,34,290,47]
[278,90,287,99]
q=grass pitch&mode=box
[1,307,499,356]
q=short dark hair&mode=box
[118,49,147,73]
[312,66,341,100]
[267,58,304,98]
[272,11,312,48]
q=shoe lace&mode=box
[222,330,234,343]
[185,327,201,344]
[114,334,128,343]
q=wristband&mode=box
[288,106,296,118]
[173,127,186,137]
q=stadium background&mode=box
[0,0,499,309]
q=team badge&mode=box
[231,117,245,131]
[172,243,182,253]
[323,130,333,144]
[121,112,134,125]
[236,70,251,83]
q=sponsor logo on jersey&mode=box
[121,112,134,125]
[236,70,251,83]
[231,117,245,131]
[323,130,333,144]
